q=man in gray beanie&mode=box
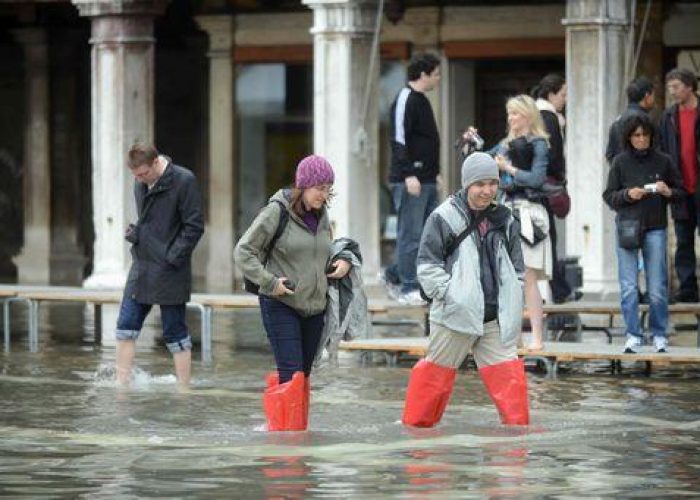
[401,152,530,428]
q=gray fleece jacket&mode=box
[417,193,525,344]
[234,189,332,317]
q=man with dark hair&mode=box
[116,143,204,387]
[384,52,441,305]
[659,68,700,303]
[605,76,655,165]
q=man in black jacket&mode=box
[659,68,700,303]
[115,143,204,387]
[384,52,441,305]
[606,76,655,166]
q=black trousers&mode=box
[547,207,572,302]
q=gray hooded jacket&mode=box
[417,194,524,344]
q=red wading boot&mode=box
[402,359,457,427]
[478,358,530,425]
[263,371,307,431]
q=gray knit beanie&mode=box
[461,152,499,189]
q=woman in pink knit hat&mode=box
[234,154,351,431]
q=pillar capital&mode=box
[302,0,376,35]
[195,15,234,55]
[71,0,168,18]
[562,0,628,28]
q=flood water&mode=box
[1,303,700,498]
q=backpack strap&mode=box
[262,200,289,265]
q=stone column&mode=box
[195,15,235,293]
[563,0,629,298]
[12,28,51,284]
[303,0,381,281]
[72,0,165,288]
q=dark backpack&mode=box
[243,200,289,295]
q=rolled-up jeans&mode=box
[616,228,668,340]
[387,181,438,293]
[115,296,191,353]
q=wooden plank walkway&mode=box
[0,285,412,362]
[339,337,700,377]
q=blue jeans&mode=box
[386,181,438,293]
[115,296,191,353]
[673,193,700,299]
[616,228,668,340]
[259,296,324,383]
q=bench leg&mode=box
[94,303,102,343]
[3,299,10,352]
[28,300,39,352]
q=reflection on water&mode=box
[1,303,699,497]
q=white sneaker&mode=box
[653,336,668,353]
[624,335,642,354]
[398,290,428,306]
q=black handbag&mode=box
[616,217,643,250]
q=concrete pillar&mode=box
[563,0,629,298]
[195,15,235,293]
[72,0,165,288]
[12,28,51,284]
[303,0,381,281]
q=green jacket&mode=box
[234,189,332,316]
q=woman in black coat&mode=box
[603,114,684,354]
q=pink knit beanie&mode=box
[295,154,335,189]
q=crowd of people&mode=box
[111,54,699,431]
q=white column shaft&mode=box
[564,0,629,297]
[305,0,380,280]
[84,16,155,288]
[13,29,51,284]
[196,15,235,293]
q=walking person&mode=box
[115,143,204,388]
[483,95,551,350]
[402,152,528,428]
[659,68,700,303]
[603,114,685,353]
[234,155,351,431]
[383,52,442,305]
[532,73,573,303]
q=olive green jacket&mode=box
[234,189,332,316]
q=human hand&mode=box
[405,176,421,196]
[495,154,510,172]
[273,277,295,296]
[327,259,351,279]
[627,187,647,201]
[655,181,672,197]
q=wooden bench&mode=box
[339,337,700,377]
[0,285,407,362]
[540,301,700,346]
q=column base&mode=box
[14,251,50,284]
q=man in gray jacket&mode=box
[402,152,530,427]
[116,143,204,388]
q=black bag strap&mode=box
[262,200,289,265]
[444,207,489,259]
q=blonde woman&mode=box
[489,95,551,351]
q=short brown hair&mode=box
[127,143,159,169]
[665,68,698,92]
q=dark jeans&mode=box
[259,296,324,383]
[674,193,700,299]
[547,207,572,302]
[386,181,438,293]
[115,296,191,353]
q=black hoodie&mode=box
[603,146,685,230]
